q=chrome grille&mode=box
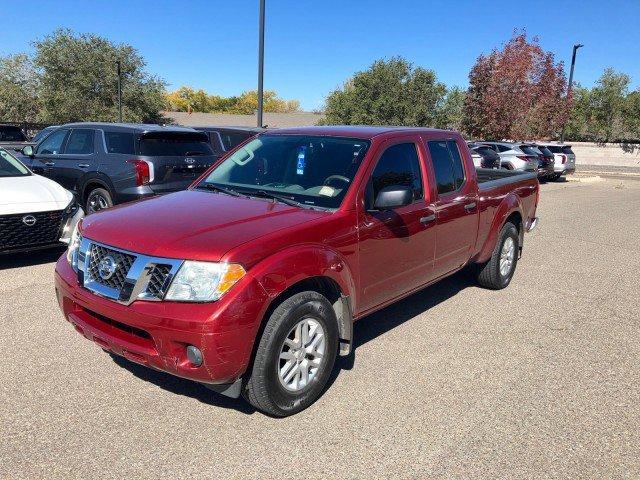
[86,244,136,290]
[77,239,182,305]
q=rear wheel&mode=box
[86,187,113,214]
[476,222,519,289]
[243,291,339,417]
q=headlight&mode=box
[165,261,246,302]
[66,221,82,270]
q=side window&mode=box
[371,143,423,201]
[447,140,465,190]
[496,144,510,153]
[428,140,455,194]
[36,129,68,155]
[104,132,136,155]
[66,129,95,155]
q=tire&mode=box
[243,291,339,417]
[551,173,562,181]
[85,187,113,214]
[476,222,519,290]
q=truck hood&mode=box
[80,190,330,261]
[0,174,73,215]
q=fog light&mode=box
[186,345,203,366]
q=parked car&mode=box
[0,147,84,254]
[31,125,60,144]
[193,126,266,155]
[55,126,540,417]
[536,143,576,180]
[480,142,538,172]
[0,124,32,151]
[467,142,501,169]
[533,144,556,180]
[20,123,218,214]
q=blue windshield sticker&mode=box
[296,146,306,175]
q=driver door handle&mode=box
[464,202,477,211]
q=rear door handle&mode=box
[420,214,436,225]
[464,202,477,211]
[45,162,55,166]
[77,164,90,168]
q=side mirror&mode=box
[373,185,413,210]
[22,145,34,157]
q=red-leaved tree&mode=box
[463,32,570,140]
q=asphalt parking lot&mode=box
[1,177,639,479]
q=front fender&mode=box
[474,193,523,264]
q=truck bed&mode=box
[476,168,537,191]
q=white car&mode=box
[535,143,576,180]
[0,147,84,254]
[479,142,539,172]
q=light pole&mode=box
[561,43,583,142]
[116,60,123,123]
[257,0,265,128]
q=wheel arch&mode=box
[474,194,524,264]
[80,174,115,204]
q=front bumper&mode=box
[54,256,269,385]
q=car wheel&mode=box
[86,187,113,214]
[243,291,339,417]
[551,173,563,181]
[476,221,519,290]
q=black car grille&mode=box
[146,264,172,298]
[0,210,63,250]
[86,244,136,291]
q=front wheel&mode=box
[243,291,339,417]
[476,222,519,289]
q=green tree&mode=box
[33,29,166,123]
[436,87,466,131]
[0,54,40,122]
[322,57,447,126]
[165,87,300,114]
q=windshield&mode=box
[139,133,214,156]
[32,127,56,144]
[0,148,30,177]
[199,135,371,209]
[0,126,27,142]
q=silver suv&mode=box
[480,142,538,172]
[536,143,576,180]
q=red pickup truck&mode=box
[55,126,539,416]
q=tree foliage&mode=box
[565,69,640,143]
[463,32,569,140]
[0,54,40,122]
[165,86,300,114]
[322,57,452,127]
[0,29,166,124]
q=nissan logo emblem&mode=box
[98,255,118,281]
[185,157,195,164]
[22,215,37,226]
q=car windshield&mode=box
[139,133,214,156]
[0,126,27,142]
[32,127,56,144]
[0,148,30,177]
[198,135,371,209]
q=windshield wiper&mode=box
[195,183,244,197]
[247,190,306,208]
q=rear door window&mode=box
[428,140,455,194]
[219,131,252,151]
[104,132,136,154]
[139,134,214,156]
[66,129,95,155]
[371,143,423,201]
[36,129,69,155]
[447,141,465,190]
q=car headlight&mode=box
[165,261,246,302]
[66,221,82,270]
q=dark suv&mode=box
[21,123,218,213]
[193,126,265,156]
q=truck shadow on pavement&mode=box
[109,268,476,416]
[0,248,65,270]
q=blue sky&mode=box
[1,0,638,111]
